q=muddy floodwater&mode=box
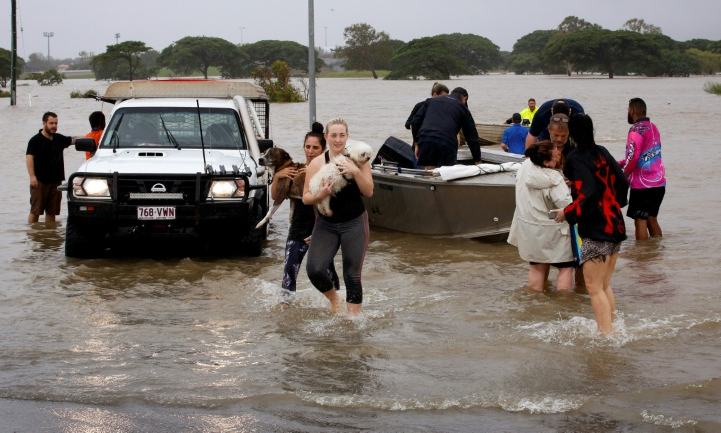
[1,75,720,432]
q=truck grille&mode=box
[117,176,207,204]
[129,193,184,200]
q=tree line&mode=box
[2,15,721,86]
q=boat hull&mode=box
[363,169,517,238]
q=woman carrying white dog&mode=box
[302,118,374,316]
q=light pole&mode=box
[324,26,327,47]
[239,27,245,45]
[43,31,53,70]
[115,33,120,44]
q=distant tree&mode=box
[557,16,603,33]
[686,48,721,75]
[335,23,393,79]
[157,36,247,79]
[680,39,721,55]
[24,52,47,71]
[545,29,660,78]
[435,33,502,74]
[508,29,558,74]
[28,69,64,86]
[72,51,95,70]
[93,44,158,81]
[622,18,662,35]
[240,40,324,75]
[92,41,152,81]
[385,36,470,80]
[253,60,305,102]
[0,48,25,85]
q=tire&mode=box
[239,203,264,257]
[65,217,105,258]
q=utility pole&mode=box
[115,33,120,44]
[43,31,54,70]
[308,0,316,127]
[239,27,245,45]
[324,26,328,47]
[10,0,17,105]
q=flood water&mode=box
[1,75,720,432]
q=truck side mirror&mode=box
[257,139,274,154]
[75,138,97,152]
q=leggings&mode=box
[306,212,369,304]
[282,238,339,293]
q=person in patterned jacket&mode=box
[556,114,629,335]
[619,97,666,240]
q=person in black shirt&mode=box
[25,112,77,224]
[273,122,339,305]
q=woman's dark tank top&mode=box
[321,150,366,223]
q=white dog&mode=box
[308,142,373,217]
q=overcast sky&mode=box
[3,0,720,60]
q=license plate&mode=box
[137,206,176,220]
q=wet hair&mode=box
[525,140,555,167]
[88,111,106,130]
[42,111,57,122]
[568,113,599,159]
[326,117,348,134]
[431,82,449,96]
[629,97,647,116]
[304,121,327,149]
[551,101,571,116]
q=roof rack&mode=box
[102,80,268,102]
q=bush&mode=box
[70,89,99,99]
[703,82,721,95]
[253,60,306,102]
[28,69,65,86]
[0,89,10,98]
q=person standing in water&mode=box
[302,118,374,316]
[273,122,339,305]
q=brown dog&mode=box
[256,147,306,228]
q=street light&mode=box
[43,31,53,70]
[324,26,327,47]
[239,27,245,45]
[115,33,120,44]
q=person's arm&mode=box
[461,109,482,164]
[26,155,38,187]
[270,166,300,200]
[501,129,510,152]
[302,157,333,206]
[619,131,640,177]
[410,102,428,143]
[524,131,537,150]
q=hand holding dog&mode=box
[335,157,361,178]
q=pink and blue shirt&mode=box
[619,118,666,189]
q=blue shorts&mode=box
[417,140,456,167]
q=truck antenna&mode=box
[196,100,209,173]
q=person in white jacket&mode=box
[508,141,574,291]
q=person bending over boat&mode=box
[525,99,584,150]
[405,82,449,168]
[411,87,482,169]
[274,122,339,306]
[302,118,374,317]
[555,114,629,335]
[508,141,574,291]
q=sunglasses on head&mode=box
[550,116,569,123]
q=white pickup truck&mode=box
[64,80,273,258]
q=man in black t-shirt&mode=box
[25,111,76,224]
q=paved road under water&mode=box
[1,76,719,432]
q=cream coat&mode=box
[507,158,573,263]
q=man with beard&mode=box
[26,112,78,224]
[620,98,666,240]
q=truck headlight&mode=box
[208,179,245,198]
[73,177,110,197]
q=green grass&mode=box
[316,70,390,78]
[704,81,721,95]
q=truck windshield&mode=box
[100,107,246,150]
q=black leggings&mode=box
[306,212,369,304]
[282,239,339,293]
